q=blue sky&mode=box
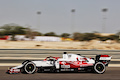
[0,0,120,34]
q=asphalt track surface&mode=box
[0,67,120,80]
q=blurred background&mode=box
[0,0,120,50]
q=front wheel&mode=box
[24,62,36,74]
[94,62,106,74]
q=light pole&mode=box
[117,31,120,43]
[71,9,76,37]
[102,8,108,33]
[36,11,41,31]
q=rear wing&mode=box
[96,55,112,66]
[99,55,112,61]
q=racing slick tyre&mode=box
[94,62,106,74]
[24,62,36,74]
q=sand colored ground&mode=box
[0,40,120,50]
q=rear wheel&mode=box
[94,62,106,74]
[24,62,36,74]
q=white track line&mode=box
[111,59,120,61]
[108,64,120,67]
[0,63,21,66]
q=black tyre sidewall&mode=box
[24,62,36,74]
[94,62,106,74]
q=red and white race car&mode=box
[6,52,112,74]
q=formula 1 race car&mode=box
[6,52,112,74]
